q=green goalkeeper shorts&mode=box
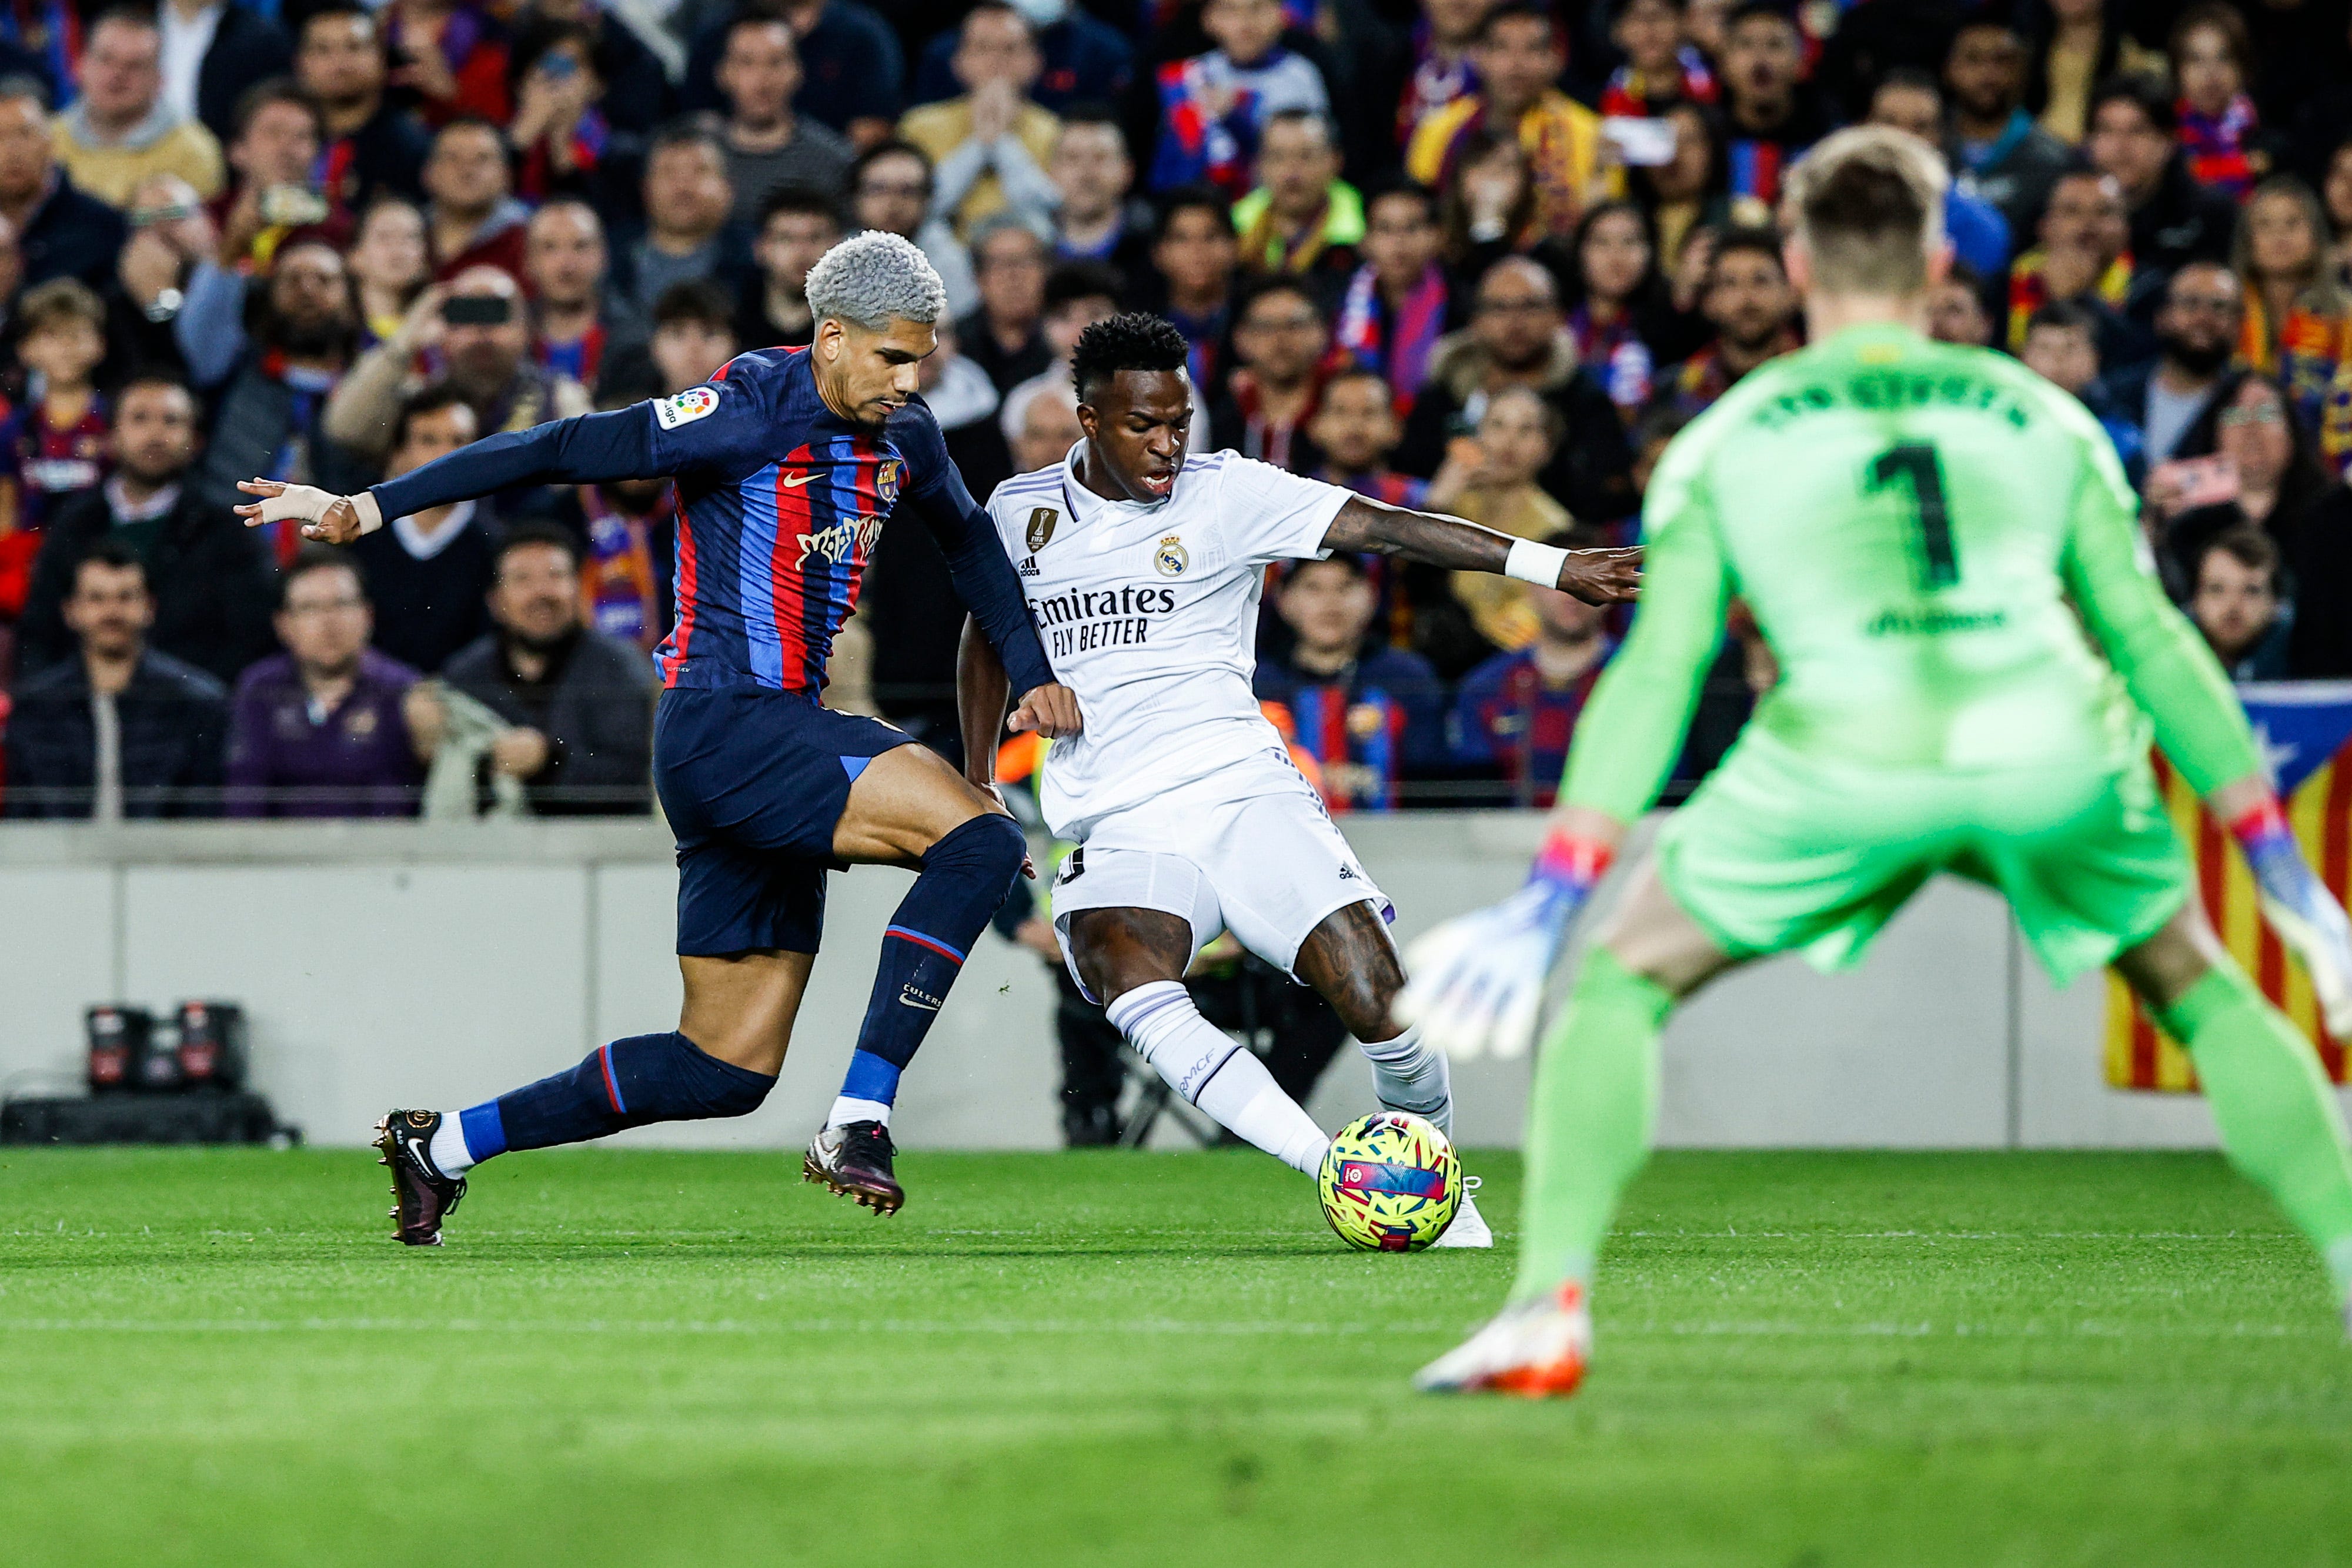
[1655,728,2191,985]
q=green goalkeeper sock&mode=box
[2157,964,2352,1295]
[1511,948,1676,1303]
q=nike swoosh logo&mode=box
[898,997,940,1011]
[780,471,821,487]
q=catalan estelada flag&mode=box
[2106,683,2352,1089]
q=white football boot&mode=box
[1413,1281,1592,1396]
[1431,1178,1491,1248]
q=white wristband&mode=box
[1504,538,1570,587]
[352,491,383,535]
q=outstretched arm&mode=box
[958,614,1010,789]
[1318,493,1643,605]
[236,406,665,544]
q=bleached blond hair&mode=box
[1783,126,1950,297]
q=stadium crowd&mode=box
[0,0,2345,817]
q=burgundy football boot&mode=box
[803,1121,904,1214]
[375,1109,466,1246]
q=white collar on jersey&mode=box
[1058,439,1197,521]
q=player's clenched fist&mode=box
[1558,546,1643,605]
[234,479,383,545]
[1008,682,1082,738]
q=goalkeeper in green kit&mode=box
[1402,126,2352,1398]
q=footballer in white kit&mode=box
[958,315,1642,1245]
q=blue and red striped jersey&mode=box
[366,344,1054,701]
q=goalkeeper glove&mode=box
[1398,828,1612,1059]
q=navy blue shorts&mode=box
[654,686,914,957]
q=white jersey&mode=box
[985,444,1351,837]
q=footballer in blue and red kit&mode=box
[315,337,1067,1239]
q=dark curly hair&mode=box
[1070,312,1190,404]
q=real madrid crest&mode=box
[1026,506,1058,551]
[876,458,904,510]
[1154,535,1189,577]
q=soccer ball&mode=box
[1318,1112,1462,1251]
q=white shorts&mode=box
[1048,751,1393,1003]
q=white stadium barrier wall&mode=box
[2,815,2341,1149]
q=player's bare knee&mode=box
[2116,901,2223,1013]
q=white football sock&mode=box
[826,1096,893,1131]
[1108,981,1330,1175]
[1359,1023,1453,1138]
[429,1115,476,1176]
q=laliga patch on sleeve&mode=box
[654,386,721,430]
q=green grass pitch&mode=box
[4,1146,2350,1566]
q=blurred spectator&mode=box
[1926,264,1993,348]
[2107,259,2241,466]
[1007,379,1079,473]
[611,120,752,321]
[2324,138,2352,283]
[2020,299,2144,473]
[111,170,212,362]
[350,384,497,673]
[1335,181,1449,416]
[1943,13,2070,238]
[1714,0,1827,209]
[1046,105,1149,286]
[1408,4,1609,241]
[2002,168,2144,362]
[17,373,273,686]
[960,215,1052,395]
[503,19,619,208]
[556,385,677,657]
[900,2,1058,239]
[0,79,127,290]
[846,137,975,314]
[183,237,362,548]
[326,265,590,499]
[1146,187,1237,393]
[996,259,1117,446]
[1209,275,1328,470]
[296,5,428,213]
[383,0,512,129]
[1398,0,1488,152]
[524,0,669,137]
[646,279,739,393]
[161,0,293,149]
[4,541,226,820]
[1150,0,1328,200]
[211,81,336,275]
[715,13,850,229]
[2027,0,2159,146]
[5,278,111,540]
[51,11,225,208]
[1864,68,2009,277]
[226,549,429,817]
[1310,365,1422,506]
[1234,108,1358,291]
[438,521,657,815]
[421,116,526,280]
[1253,551,1444,813]
[2231,176,2348,430]
[2159,370,2328,594]
[2088,73,2237,280]
[524,198,639,389]
[1654,225,1795,419]
[349,196,431,349]
[1397,254,1635,526]
[1446,525,1616,806]
[1632,99,1738,280]
[2184,525,2290,681]
[1436,126,1539,286]
[1424,383,1571,656]
[1563,198,1692,422]
[1601,0,1719,118]
[911,0,1131,118]
[2169,3,2266,200]
[738,183,837,350]
[681,0,906,151]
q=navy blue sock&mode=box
[834,813,1027,1114]
[458,1031,775,1161]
